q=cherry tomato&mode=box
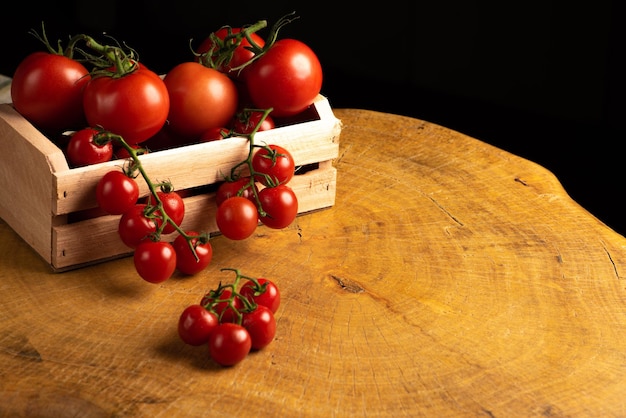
[246,39,323,117]
[251,144,295,186]
[233,110,275,135]
[83,67,169,144]
[200,287,242,323]
[163,62,238,141]
[258,185,298,229]
[199,126,231,142]
[118,204,158,248]
[10,51,90,134]
[173,231,213,275]
[215,177,259,207]
[178,304,219,346]
[66,128,113,167]
[215,196,259,240]
[208,323,251,366]
[96,170,139,215]
[133,240,177,283]
[242,305,276,350]
[240,278,281,314]
[114,144,147,160]
[147,191,185,234]
[196,27,265,80]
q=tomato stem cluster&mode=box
[203,268,264,324]
[226,107,278,218]
[30,23,142,78]
[194,11,299,74]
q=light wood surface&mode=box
[2,108,626,417]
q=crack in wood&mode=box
[425,195,463,226]
[330,275,365,293]
[603,244,621,279]
[514,177,528,186]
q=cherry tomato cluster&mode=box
[10,13,322,168]
[215,134,299,240]
[178,268,280,366]
[95,156,213,282]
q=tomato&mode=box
[232,110,275,135]
[96,170,139,215]
[215,177,259,207]
[251,144,295,186]
[173,231,213,275]
[200,287,242,323]
[114,144,147,160]
[178,304,219,346]
[240,278,281,314]
[242,305,276,350]
[196,27,265,80]
[199,126,232,142]
[215,196,259,240]
[83,67,169,144]
[118,204,158,248]
[66,128,113,167]
[133,240,177,283]
[246,39,323,117]
[257,185,298,229]
[11,52,90,134]
[147,191,185,234]
[208,323,251,366]
[163,62,238,141]
[142,125,179,151]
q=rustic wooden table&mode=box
[1,108,626,417]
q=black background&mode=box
[2,1,624,235]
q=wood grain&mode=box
[1,108,626,417]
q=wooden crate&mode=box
[0,94,341,271]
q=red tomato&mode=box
[215,196,259,240]
[118,204,158,248]
[257,185,298,229]
[208,323,251,366]
[199,126,232,142]
[251,144,295,186]
[114,144,147,160]
[66,128,113,167]
[10,52,90,134]
[178,304,219,346]
[215,177,259,207]
[163,62,238,140]
[133,240,177,283]
[242,305,276,350]
[83,68,169,144]
[147,191,185,234]
[246,39,322,117]
[232,110,275,135]
[173,231,213,275]
[240,278,281,314]
[96,170,139,215]
[196,27,265,80]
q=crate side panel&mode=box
[0,104,65,262]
